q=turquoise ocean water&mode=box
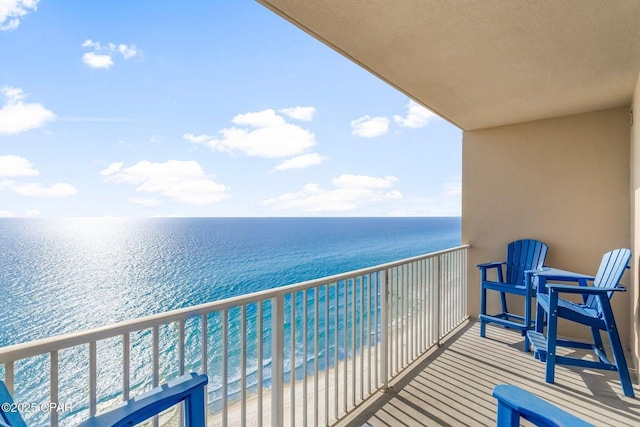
[0,217,460,424]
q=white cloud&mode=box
[273,153,328,171]
[263,174,401,213]
[183,133,212,144]
[279,106,316,121]
[185,108,316,158]
[118,44,138,59]
[100,162,124,176]
[0,154,39,177]
[1,180,77,197]
[82,39,140,69]
[101,159,229,205]
[82,52,114,69]
[233,109,285,127]
[26,208,41,216]
[350,115,389,138]
[0,154,76,198]
[0,0,38,31]
[129,197,162,207]
[0,86,56,135]
[393,100,438,128]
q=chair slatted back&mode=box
[0,381,27,427]
[588,248,632,311]
[506,239,548,285]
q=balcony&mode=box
[2,244,637,426]
[337,321,639,427]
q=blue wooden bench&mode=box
[493,384,593,427]
[0,372,208,427]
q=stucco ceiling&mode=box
[258,0,640,131]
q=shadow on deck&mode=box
[337,320,640,427]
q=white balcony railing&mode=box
[0,245,469,426]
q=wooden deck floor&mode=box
[336,320,640,427]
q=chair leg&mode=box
[185,383,207,427]
[500,291,508,316]
[523,295,531,352]
[599,297,635,398]
[590,326,606,357]
[545,292,559,384]
[496,400,520,427]
[480,285,487,338]
[608,330,635,398]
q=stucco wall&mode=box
[462,107,631,346]
[631,75,640,380]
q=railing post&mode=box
[50,350,59,427]
[271,295,284,427]
[380,269,389,390]
[435,255,441,347]
[5,361,14,396]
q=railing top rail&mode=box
[0,245,469,364]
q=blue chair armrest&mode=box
[78,373,208,427]
[476,261,505,270]
[532,268,595,282]
[493,385,593,427]
[546,283,626,294]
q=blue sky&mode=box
[0,0,461,218]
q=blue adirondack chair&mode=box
[526,248,635,397]
[0,372,208,427]
[493,384,593,427]
[477,239,548,351]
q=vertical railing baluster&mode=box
[411,261,415,359]
[152,326,160,389]
[302,289,308,425]
[257,301,263,427]
[241,305,247,427]
[374,273,379,388]
[152,325,160,427]
[222,309,228,427]
[395,268,399,374]
[271,295,284,427]
[324,284,330,427]
[178,319,186,427]
[448,253,452,331]
[403,265,407,368]
[343,280,348,414]
[201,315,208,376]
[334,282,339,420]
[418,260,421,355]
[380,269,389,390]
[123,333,130,401]
[50,350,59,427]
[289,293,296,427]
[5,361,14,396]
[89,341,97,417]
[389,269,394,376]
[351,278,356,407]
[436,255,442,345]
[367,274,372,395]
[359,275,364,402]
[179,319,185,375]
[442,254,453,336]
[464,248,469,320]
[410,262,415,361]
[314,287,319,427]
